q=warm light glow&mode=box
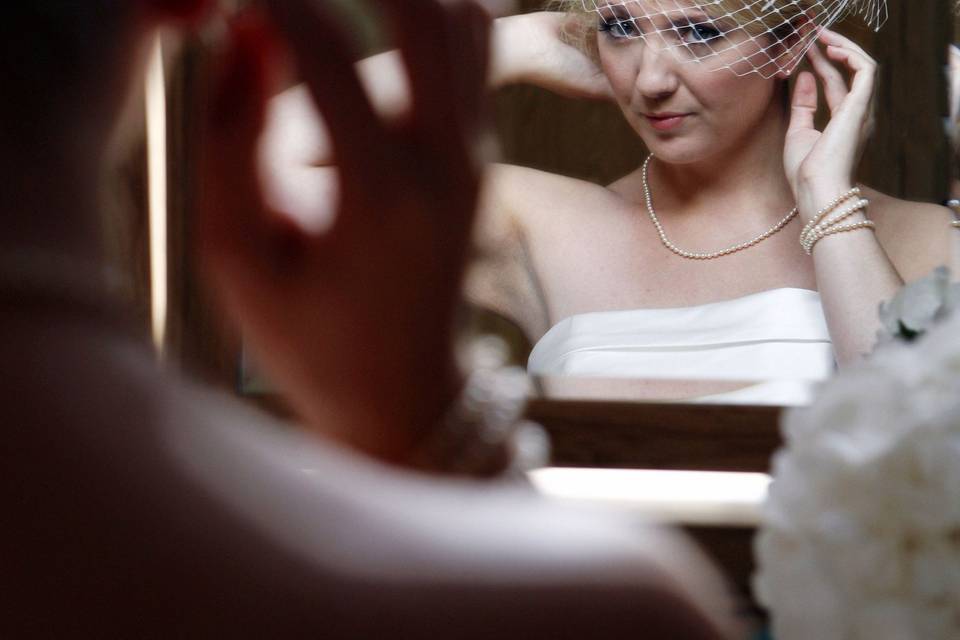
[528,468,771,527]
[146,35,168,357]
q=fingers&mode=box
[374,0,491,221]
[380,0,458,132]
[824,44,875,103]
[444,1,494,179]
[379,0,491,149]
[804,42,846,113]
[261,0,490,242]
[264,0,389,178]
[817,28,872,60]
[265,0,490,180]
[800,28,877,148]
[817,29,876,108]
[454,2,494,133]
[200,14,276,276]
[259,85,341,230]
[788,70,819,134]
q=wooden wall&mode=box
[859,0,951,199]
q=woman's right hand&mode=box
[492,12,612,100]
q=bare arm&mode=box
[463,165,553,344]
[785,32,904,364]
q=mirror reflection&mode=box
[478,2,948,403]
[232,1,956,407]
[460,0,955,405]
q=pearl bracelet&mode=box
[799,186,875,255]
[799,198,871,254]
[799,186,862,242]
[802,220,877,255]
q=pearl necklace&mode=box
[641,155,799,260]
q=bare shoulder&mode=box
[476,163,627,270]
[483,163,625,230]
[863,187,955,283]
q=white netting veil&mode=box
[581,0,887,78]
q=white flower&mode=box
[877,266,960,344]
[755,312,960,640]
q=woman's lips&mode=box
[645,113,690,131]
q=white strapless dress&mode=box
[527,288,835,405]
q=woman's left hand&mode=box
[783,29,878,218]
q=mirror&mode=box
[131,1,955,412]
[476,0,955,405]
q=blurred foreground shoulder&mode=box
[165,384,741,639]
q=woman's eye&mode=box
[599,18,638,39]
[680,24,722,44]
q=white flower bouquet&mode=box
[754,310,960,639]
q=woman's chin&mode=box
[641,141,718,166]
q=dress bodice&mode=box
[527,288,835,405]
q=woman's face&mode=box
[595,1,787,165]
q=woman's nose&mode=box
[633,37,679,100]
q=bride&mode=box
[263,0,953,399]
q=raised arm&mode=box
[784,31,905,364]
[490,11,612,100]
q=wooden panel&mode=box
[527,399,783,472]
[859,0,950,200]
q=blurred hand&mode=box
[256,8,608,234]
[199,0,492,462]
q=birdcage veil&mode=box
[582,0,887,78]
